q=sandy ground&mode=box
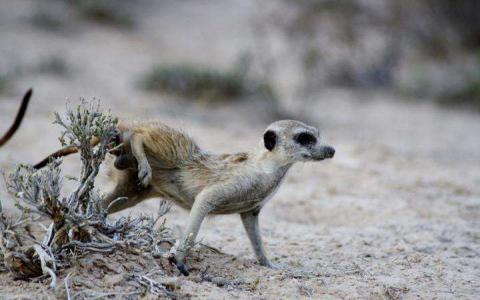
[1,1,479,299]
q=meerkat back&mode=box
[125,120,201,170]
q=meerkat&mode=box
[32,111,335,276]
[58,119,334,275]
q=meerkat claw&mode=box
[260,260,274,268]
[176,263,189,276]
[167,252,190,276]
[137,163,152,187]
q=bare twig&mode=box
[33,244,57,288]
[129,268,177,299]
[65,272,72,300]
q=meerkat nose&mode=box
[324,146,335,158]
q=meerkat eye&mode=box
[295,132,317,146]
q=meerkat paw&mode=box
[260,260,288,271]
[259,258,289,270]
[167,254,190,276]
[258,258,274,268]
[269,262,289,270]
[175,262,189,276]
[168,243,190,276]
[137,162,152,187]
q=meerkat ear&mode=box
[263,130,277,151]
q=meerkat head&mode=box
[261,120,335,166]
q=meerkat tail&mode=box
[33,146,79,169]
[0,88,33,147]
[33,136,101,169]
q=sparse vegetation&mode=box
[69,0,134,28]
[0,101,177,297]
[143,64,247,100]
[142,57,276,102]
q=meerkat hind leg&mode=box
[129,133,152,187]
[240,210,273,267]
[102,169,154,214]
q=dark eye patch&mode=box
[294,132,317,146]
[264,130,277,151]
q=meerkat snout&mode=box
[311,144,335,160]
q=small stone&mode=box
[211,276,228,287]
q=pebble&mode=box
[211,276,228,287]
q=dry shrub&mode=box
[0,100,175,297]
[142,56,276,102]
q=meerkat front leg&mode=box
[129,133,152,187]
[173,190,216,275]
[240,209,273,267]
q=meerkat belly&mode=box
[150,166,288,214]
[210,194,270,214]
[211,172,287,214]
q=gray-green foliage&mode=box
[53,101,118,210]
[142,56,276,101]
[70,0,134,28]
[143,64,248,100]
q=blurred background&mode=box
[0,1,479,298]
[0,0,479,159]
